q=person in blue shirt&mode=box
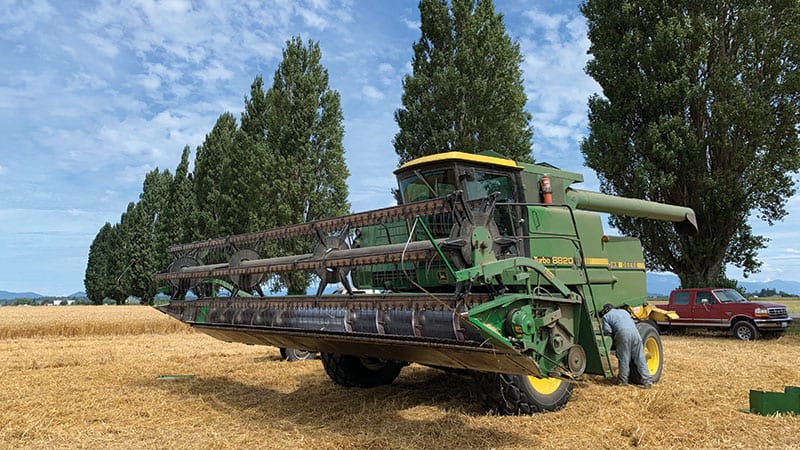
[601,303,652,388]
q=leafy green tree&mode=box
[193,113,244,238]
[394,0,533,164]
[192,83,275,241]
[581,0,800,287]
[241,76,270,142]
[117,169,173,304]
[85,222,128,305]
[159,146,198,247]
[236,76,274,233]
[264,37,350,294]
[84,222,114,304]
[105,224,128,305]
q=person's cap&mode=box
[601,303,613,315]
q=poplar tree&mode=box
[84,222,128,305]
[394,0,533,164]
[240,76,277,233]
[581,0,800,287]
[265,37,350,294]
[116,169,173,304]
[159,146,197,247]
[193,113,243,238]
[84,222,115,304]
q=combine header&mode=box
[156,151,696,414]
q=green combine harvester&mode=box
[156,151,696,414]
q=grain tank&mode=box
[156,151,695,414]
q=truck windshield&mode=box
[714,289,747,303]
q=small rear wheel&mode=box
[321,353,404,388]
[280,348,316,362]
[732,321,759,341]
[473,372,573,414]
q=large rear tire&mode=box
[630,322,663,384]
[321,353,403,388]
[473,372,573,414]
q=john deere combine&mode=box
[156,151,696,414]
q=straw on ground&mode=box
[1,306,798,449]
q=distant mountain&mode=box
[0,290,43,300]
[68,291,87,298]
[645,273,800,296]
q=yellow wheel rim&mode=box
[527,376,563,395]
[644,335,660,375]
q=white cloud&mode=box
[522,9,569,42]
[516,8,600,164]
[402,17,420,30]
[376,63,397,86]
[195,60,235,84]
[81,32,120,58]
[378,63,393,73]
[67,72,109,91]
[361,85,385,101]
[0,0,57,37]
[137,73,161,91]
[0,165,5,175]
[298,8,329,30]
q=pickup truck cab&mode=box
[655,288,792,340]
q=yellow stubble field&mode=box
[1,306,798,449]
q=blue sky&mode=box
[1,0,797,296]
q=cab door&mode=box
[691,290,725,326]
[669,291,694,325]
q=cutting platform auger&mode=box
[155,151,696,414]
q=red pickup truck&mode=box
[654,288,792,340]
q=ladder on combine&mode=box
[587,301,615,378]
[568,209,615,378]
[521,202,615,378]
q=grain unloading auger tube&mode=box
[155,151,697,414]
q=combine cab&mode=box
[156,151,696,414]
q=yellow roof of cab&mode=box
[395,151,522,174]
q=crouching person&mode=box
[600,303,652,388]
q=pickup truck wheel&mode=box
[732,321,759,341]
[631,322,663,384]
[472,372,573,415]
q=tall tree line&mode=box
[84,38,349,304]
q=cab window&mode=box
[464,172,514,202]
[673,292,690,305]
[696,291,715,304]
[398,169,456,203]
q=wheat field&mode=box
[1,306,798,449]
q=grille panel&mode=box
[767,307,788,319]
